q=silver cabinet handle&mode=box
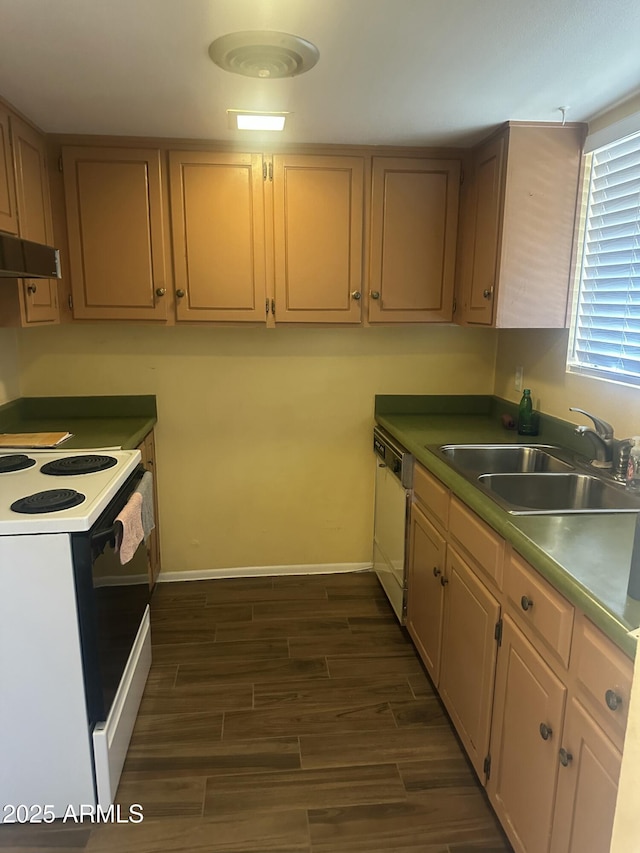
[605,689,622,711]
[370,291,380,299]
[539,722,553,741]
[176,289,186,298]
[351,291,362,301]
[559,747,573,767]
[483,287,494,299]
[27,283,37,294]
[155,287,166,297]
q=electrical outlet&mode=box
[515,366,524,392]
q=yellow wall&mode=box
[0,328,20,403]
[18,323,497,574]
[494,328,640,437]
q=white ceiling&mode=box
[0,0,639,147]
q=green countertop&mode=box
[0,396,157,451]
[375,396,640,659]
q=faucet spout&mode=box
[570,407,615,469]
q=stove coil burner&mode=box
[11,489,86,514]
[40,454,118,476]
[0,454,37,473]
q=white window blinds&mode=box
[569,130,640,385]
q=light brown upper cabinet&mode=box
[271,153,365,324]
[169,151,267,322]
[0,111,59,326]
[62,147,169,321]
[11,116,59,324]
[0,106,18,235]
[368,157,460,323]
[456,122,585,328]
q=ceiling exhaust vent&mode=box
[208,31,319,79]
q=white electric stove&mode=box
[0,448,152,819]
[0,448,142,534]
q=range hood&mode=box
[0,232,60,279]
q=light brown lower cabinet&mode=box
[406,502,446,685]
[487,614,567,853]
[549,698,622,853]
[439,544,500,780]
[405,460,633,853]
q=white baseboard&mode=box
[157,562,374,584]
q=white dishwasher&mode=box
[373,427,413,623]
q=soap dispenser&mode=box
[517,389,538,436]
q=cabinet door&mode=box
[439,544,500,780]
[10,115,58,323]
[488,614,566,853]
[0,106,18,235]
[169,151,267,322]
[368,157,460,323]
[62,147,169,321]
[465,133,505,325]
[137,431,161,589]
[550,698,621,853]
[272,154,364,323]
[406,503,446,685]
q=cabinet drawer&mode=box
[448,497,504,589]
[505,551,574,667]
[413,463,449,530]
[574,616,632,747]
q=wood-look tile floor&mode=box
[0,572,513,853]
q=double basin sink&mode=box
[428,443,640,515]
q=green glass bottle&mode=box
[517,389,538,436]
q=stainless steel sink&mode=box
[435,444,574,476]
[478,473,640,514]
[425,442,640,515]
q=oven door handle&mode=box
[91,521,122,551]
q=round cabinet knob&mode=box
[521,595,534,611]
[559,747,573,767]
[351,291,362,301]
[483,287,494,300]
[370,291,381,300]
[155,287,166,297]
[539,722,553,741]
[605,689,623,711]
[26,283,37,294]
[440,576,449,587]
[432,566,441,578]
[176,289,186,298]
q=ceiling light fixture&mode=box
[227,110,289,131]
[209,31,319,79]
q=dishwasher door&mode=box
[373,458,410,623]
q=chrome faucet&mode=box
[569,407,615,469]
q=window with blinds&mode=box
[568,130,640,385]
